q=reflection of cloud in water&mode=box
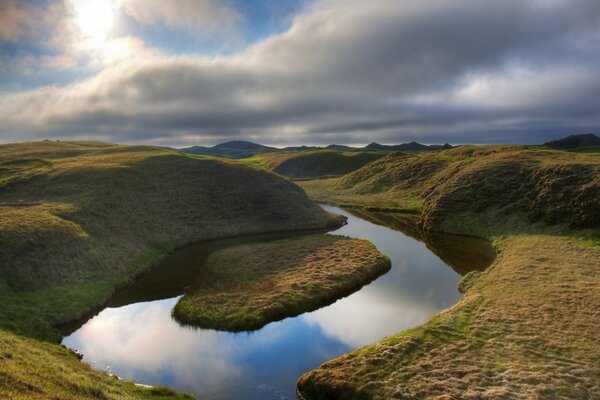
[63,206,470,399]
[302,284,439,348]
[65,297,244,394]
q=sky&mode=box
[0,0,599,147]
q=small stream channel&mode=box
[61,205,495,400]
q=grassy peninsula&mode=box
[0,140,340,399]
[297,145,600,399]
[173,234,391,331]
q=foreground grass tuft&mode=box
[173,234,391,331]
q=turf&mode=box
[173,234,391,331]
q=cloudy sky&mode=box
[0,0,599,146]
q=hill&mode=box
[301,145,600,228]
[248,150,385,179]
[180,140,277,158]
[296,146,600,399]
[365,141,453,152]
[544,133,600,149]
[0,140,340,399]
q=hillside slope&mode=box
[0,140,339,399]
[248,150,385,179]
[301,145,600,228]
[297,145,600,399]
[0,141,338,333]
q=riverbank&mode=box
[297,146,600,398]
[298,234,600,398]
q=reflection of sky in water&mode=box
[63,205,462,400]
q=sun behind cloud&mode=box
[71,0,117,41]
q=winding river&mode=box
[61,205,494,400]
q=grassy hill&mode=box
[0,140,340,399]
[301,145,600,227]
[247,150,385,179]
[297,145,600,399]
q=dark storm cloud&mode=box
[1,0,599,145]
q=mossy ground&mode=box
[173,234,391,331]
[297,146,600,399]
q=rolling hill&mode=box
[0,140,341,399]
[179,140,277,158]
[248,150,385,179]
[177,140,455,160]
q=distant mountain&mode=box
[544,134,600,149]
[326,144,359,151]
[181,141,277,158]
[180,139,454,159]
[365,141,453,152]
[213,141,274,151]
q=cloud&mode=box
[1,0,599,145]
[118,0,242,36]
[0,0,32,41]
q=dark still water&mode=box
[61,205,494,400]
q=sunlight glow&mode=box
[72,0,116,41]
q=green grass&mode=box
[173,234,390,331]
[0,140,341,399]
[0,328,194,400]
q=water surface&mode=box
[62,205,494,399]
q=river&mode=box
[61,205,494,399]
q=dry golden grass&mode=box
[298,235,600,399]
[296,145,600,399]
[173,234,391,331]
[300,146,600,229]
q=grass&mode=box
[246,150,385,179]
[299,145,600,230]
[0,328,194,400]
[0,140,341,399]
[173,234,391,331]
[296,145,600,399]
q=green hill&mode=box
[301,145,600,228]
[0,140,340,399]
[248,150,385,179]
